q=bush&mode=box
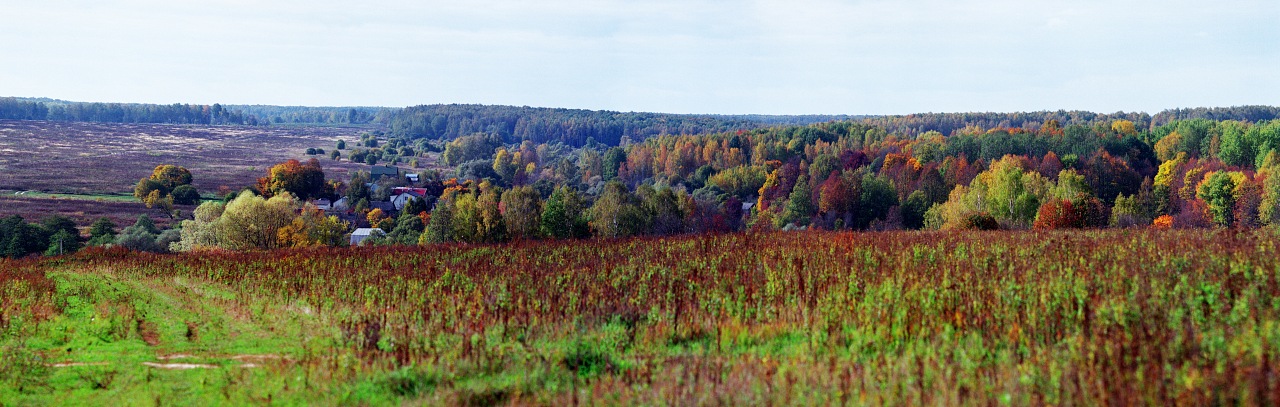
[962,213,999,230]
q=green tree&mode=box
[1,216,48,258]
[116,214,168,253]
[423,195,455,244]
[346,172,371,203]
[442,133,501,166]
[402,196,430,217]
[386,211,425,245]
[40,215,79,241]
[541,186,586,239]
[1198,171,1239,227]
[603,147,627,181]
[1217,121,1254,167]
[588,181,645,238]
[451,193,480,243]
[171,185,201,205]
[133,178,167,201]
[44,229,81,256]
[856,174,899,229]
[215,193,299,250]
[476,183,506,243]
[777,175,814,228]
[1261,167,1280,226]
[642,187,685,235]
[901,190,930,230]
[492,148,519,185]
[87,217,118,246]
[501,185,542,240]
[708,165,767,199]
[170,202,224,252]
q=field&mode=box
[0,195,185,230]
[3,229,1279,405]
[0,120,375,195]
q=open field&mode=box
[0,195,186,230]
[0,120,379,195]
[3,229,1279,405]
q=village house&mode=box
[370,165,399,181]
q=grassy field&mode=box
[2,229,1279,405]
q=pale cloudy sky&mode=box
[1,0,1276,114]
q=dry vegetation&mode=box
[0,195,183,229]
[0,120,373,194]
[3,229,1279,404]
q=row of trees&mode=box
[388,104,829,147]
[0,97,400,126]
[224,105,395,125]
[0,214,177,258]
[0,98,259,125]
[389,103,1280,148]
[171,193,347,251]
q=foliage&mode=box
[588,182,646,239]
[278,206,349,248]
[86,217,118,246]
[442,133,502,166]
[170,185,201,205]
[133,165,194,213]
[1197,171,1240,227]
[256,158,327,201]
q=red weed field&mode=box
[3,229,1279,404]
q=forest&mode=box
[386,104,861,146]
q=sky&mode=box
[2,0,1277,115]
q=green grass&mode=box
[2,191,139,203]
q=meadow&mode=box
[0,120,372,195]
[2,229,1279,405]
[0,194,187,231]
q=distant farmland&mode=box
[0,120,384,195]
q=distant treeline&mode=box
[4,96,1279,145]
[388,104,864,147]
[860,106,1280,139]
[389,104,1280,147]
[224,105,397,126]
[0,97,397,126]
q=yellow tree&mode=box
[1111,120,1137,135]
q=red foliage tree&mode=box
[1033,194,1107,229]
